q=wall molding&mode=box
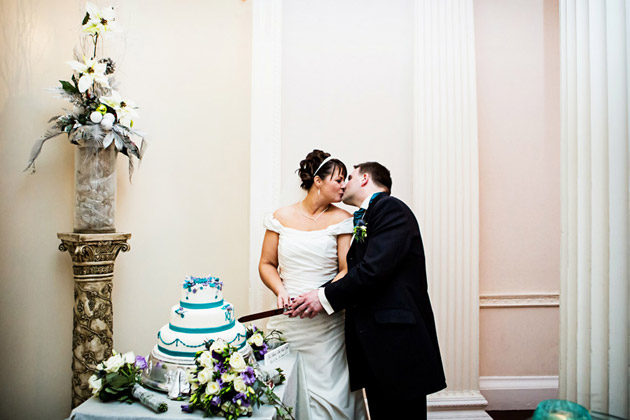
[480,293,559,308]
[480,376,559,411]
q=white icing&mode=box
[169,303,234,329]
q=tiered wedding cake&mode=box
[154,275,248,359]
[143,275,250,395]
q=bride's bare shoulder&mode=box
[328,205,352,222]
[273,204,300,225]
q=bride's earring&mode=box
[317,189,320,196]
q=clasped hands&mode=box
[283,289,323,319]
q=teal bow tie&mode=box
[353,208,366,227]
[353,192,383,226]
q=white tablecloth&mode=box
[68,352,310,420]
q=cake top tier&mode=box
[180,275,223,306]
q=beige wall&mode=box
[0,1,251,419]
[279,0,414,208]
[475,0,561,377]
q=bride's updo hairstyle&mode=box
[298,149,347,191]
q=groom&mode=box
[287,162,446,419]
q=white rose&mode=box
[221,372,235,383]
[229,352,247,372]
[198,351,214,368]
[233,376,246,393]
[247,333,264,347]
[186,368,197,383]
[90,111,103,123]
[88,375,102,395]
[205,381,220,395]
[197,368,212,385]
[210,339,226,354]
[122,351,135,365]
[104,353,124,373]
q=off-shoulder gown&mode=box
[264,215,367,420]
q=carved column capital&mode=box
[58,232,131,408]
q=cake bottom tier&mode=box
[156,322,248,358]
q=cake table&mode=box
[67,351,310,420]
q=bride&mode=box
[258,150,368,420]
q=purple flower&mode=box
[134,355,148,370]
[181,404,193,413]
[241,367,256,386]
[210,396,221,406]
[259,343,269,356]
[232,392,250,406]
[212,351,226,364]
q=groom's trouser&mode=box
[365,387,427,420]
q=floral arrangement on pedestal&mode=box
[89,351,168,413]
[183,339,294,420]
[24,2,146,233]
[25,2,145,175]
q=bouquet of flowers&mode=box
[183,339,294,420]
[88,350,168,413]
[25,2,145,179]
[245,325,285,361]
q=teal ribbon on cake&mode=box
[179,299,224,309]
[168,321,235,334]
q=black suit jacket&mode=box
[324,193,446,397]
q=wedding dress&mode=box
[264,215,368,420]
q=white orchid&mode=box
[82,3,119,35]
[67,56,109,92]
[99,90,139,127]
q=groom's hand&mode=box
[286,290,323,319]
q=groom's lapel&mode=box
[348,192,390,256]
[363,192,388,222]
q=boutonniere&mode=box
[353,220,368,243]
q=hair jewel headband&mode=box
[313,156,335,176]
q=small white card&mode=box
[264,343,289,366]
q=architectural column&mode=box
[560,1,630,417]
[413,1,489,418]
[58,232,131,408]
[249,0,283,313]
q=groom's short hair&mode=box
[355,162,392,193]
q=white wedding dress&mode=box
[264,214,368,420]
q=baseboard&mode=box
[479,376,559,411]
[428,390,493,419]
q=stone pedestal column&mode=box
[58,232,131,408]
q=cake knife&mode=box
[238,308,286,323]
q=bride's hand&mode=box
[277,289,291,309]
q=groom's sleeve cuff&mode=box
[318,288,334,315]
